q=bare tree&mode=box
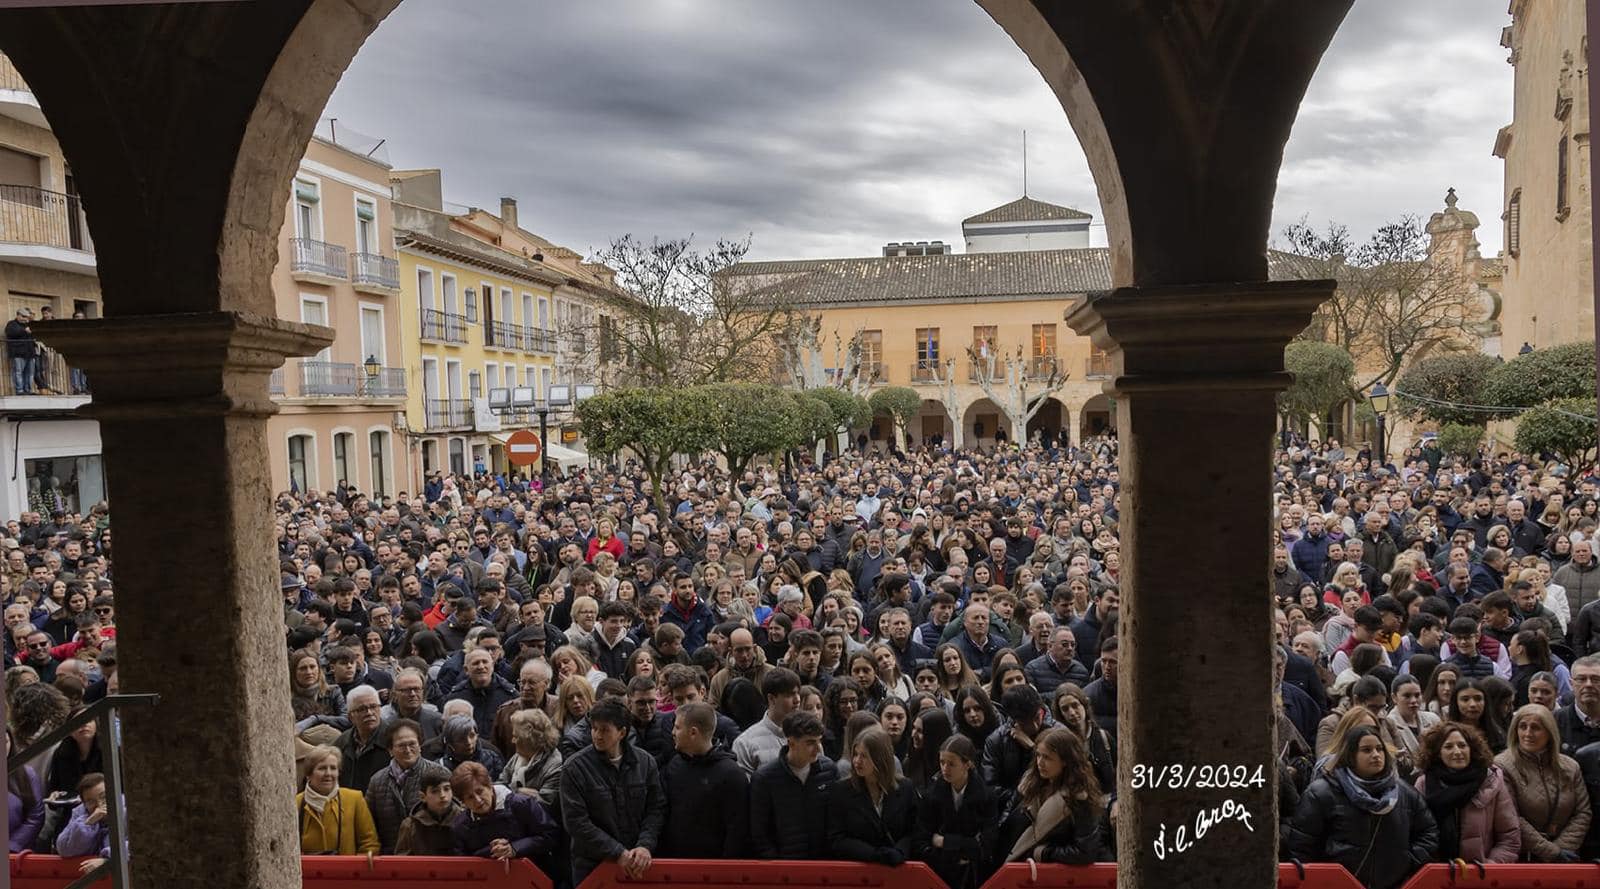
[577,234,802,387]
[781,315,876,395]
[1281,215,1483,391]
[966,345,1068,443]
[926,357,965,449]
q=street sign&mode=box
[506,429,542,466]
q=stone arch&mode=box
[1025,395,1070,448]
[915,398,952,448]
[962,397,1005,449]
[1079,393,1112,441]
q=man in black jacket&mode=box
[982,684,1045,809]
[659,702,748,858]
[749,711,837,859]
[445,648,517,739]
[1558,657,1600,756]
[559,699,667,884]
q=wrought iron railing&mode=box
[0,184,93,253]
[349,252,399,290]
[485,320,521,349]
[909,361,942,383]
[289,238,348,280]
[525,328,557,353]
[1085,354,1112,378]
[425,397,473,430]
[269,367,285,395]
[1027,355,1059,380]
[420,308,468,344]
[300,360,359,396]
[362,367,407,398]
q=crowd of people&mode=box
[11,431,1600,889]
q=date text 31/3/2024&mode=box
[1134,764,1265,861]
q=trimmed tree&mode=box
[1279,341,1356,430]
[702,383,805,495]
[1512,397,1597,466]
[1393,352,1501,426]
[1483,342,1596,415]
[804,387,872,453]
[793,391,837,448]
[868,386,924,444]
[1436,423,1485,459]
[576,387,716,516]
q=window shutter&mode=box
[294,181,320,203]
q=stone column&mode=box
[1065,281,1329,889]
[34,312,332,889]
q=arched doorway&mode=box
[1025,397,1069,448]
[916,398,952,448]
[962,397,1004,450]
[1079,393,1112,441]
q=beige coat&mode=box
[1494,749,1592,861]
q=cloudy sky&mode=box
[326,0,1513,262]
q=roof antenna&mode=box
[1022,129,1028,197]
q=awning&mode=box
[488,431,513,446]
[547,442,588,469]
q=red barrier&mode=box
[9,854,551,889]
[576,859,946,889]
[976,862,1366,889]
[1400,862,1600,889]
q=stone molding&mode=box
[31,311,333,420]
[1064,279,1333,391]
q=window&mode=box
[914,328,940,367]
[441,274,458,317]
[487,363,500,391]
[540,366,552,400]
[861,330,883,381]
[0,146,43,189]
[538,297,550,329]
[1507,189,1522,257]
[360,305,385,366]
[479,282,494,321]
[293,180,320,240]
[1031,323,1057,357]
[465,288,478,323]
[332,432,354,486]
[300,296,330,362]
[501,288,515,327]
[523,294,535,332]
[421,439,438,473]
[449,438,466,476]
[1557,135,1571,220]
[468,370,481,399]
[369,430,390,496]
[599,315,616,362]
[287,434,313,493]
[972,326,997,358]
[354,198,376,253]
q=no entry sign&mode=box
[506,429,542,466]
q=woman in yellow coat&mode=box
[296,745,380,854]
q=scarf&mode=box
[1421,763,1487,859]
[1334,765,1399,815]
[302,783,336,815]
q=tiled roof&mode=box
[962,197,1092,225]
[725,248,1315,307]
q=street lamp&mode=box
[1368,381,1391,466]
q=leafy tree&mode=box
[576,387,716,516]
[793,391,837,447]
[1279,341,1356,428]
[1436,423,1485,459]
[806,387,871,436]
[1393,352,1501,426]
[1512,397,1597,466]
[1483,342,1596,415]
[701,383,805,495]
[868,386,923,442]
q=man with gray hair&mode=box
[492,657,555,756]
[334,684,390,790]
[1357,510,1398,580]
[382,667,443,743]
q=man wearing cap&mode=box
[5,307,35,395]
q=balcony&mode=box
[908,361,943,384]
[0,54,45,128]
[363,367,407,398]
[279,359,406,400]
[858,362,883,385]
[525,328,557,353]
[289,238,349,284]
[0,185,96,273]
[420,308,468,344]
[0,345,90,405]
[484,320,521,351]
[1085,354,1113,379]
[269,367,285,395]
[349,252,400,294]
[424,398,473,431]
[1027,355,1060,380]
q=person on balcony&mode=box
[5,307,34,395]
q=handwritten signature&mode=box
[1151,798,1255,860]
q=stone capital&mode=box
[1064,279,1333,394]
[31,311,332,420]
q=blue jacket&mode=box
[1469,562,1505,598]
[451,786,558,860]
[1291,533,1333,586]
[55,802,110,858]
[661,597,716,653]
[953,631,1002,680]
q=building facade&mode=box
[391,173,608,487]
[264,128,409,498]
[0,52,103,518]
[1495,0,1592,355]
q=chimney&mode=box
[500,197,518,230]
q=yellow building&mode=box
[0,52,104,517]
[265,124,409,498]
[727,197,1311,448]
[1495,0,1592,354]
[389,174,612,485]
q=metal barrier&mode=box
[7,694,159,889]
[9,855,549,889]
[1399,862,1600,889]
[976,862,1366,889]
[577,860,945,889]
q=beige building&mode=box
[727,197,1308,449]
[0,52,103,518]
[1495,0,1592,354]
[264,125,409,498]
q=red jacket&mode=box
[586,535,624,563]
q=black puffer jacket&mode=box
[659,747,749,858]
[825,776,919,865]
[749,750,838,859]
[1287,774,1439,889]
[558,740,667,885]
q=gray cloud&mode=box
[327,0,1511,261]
